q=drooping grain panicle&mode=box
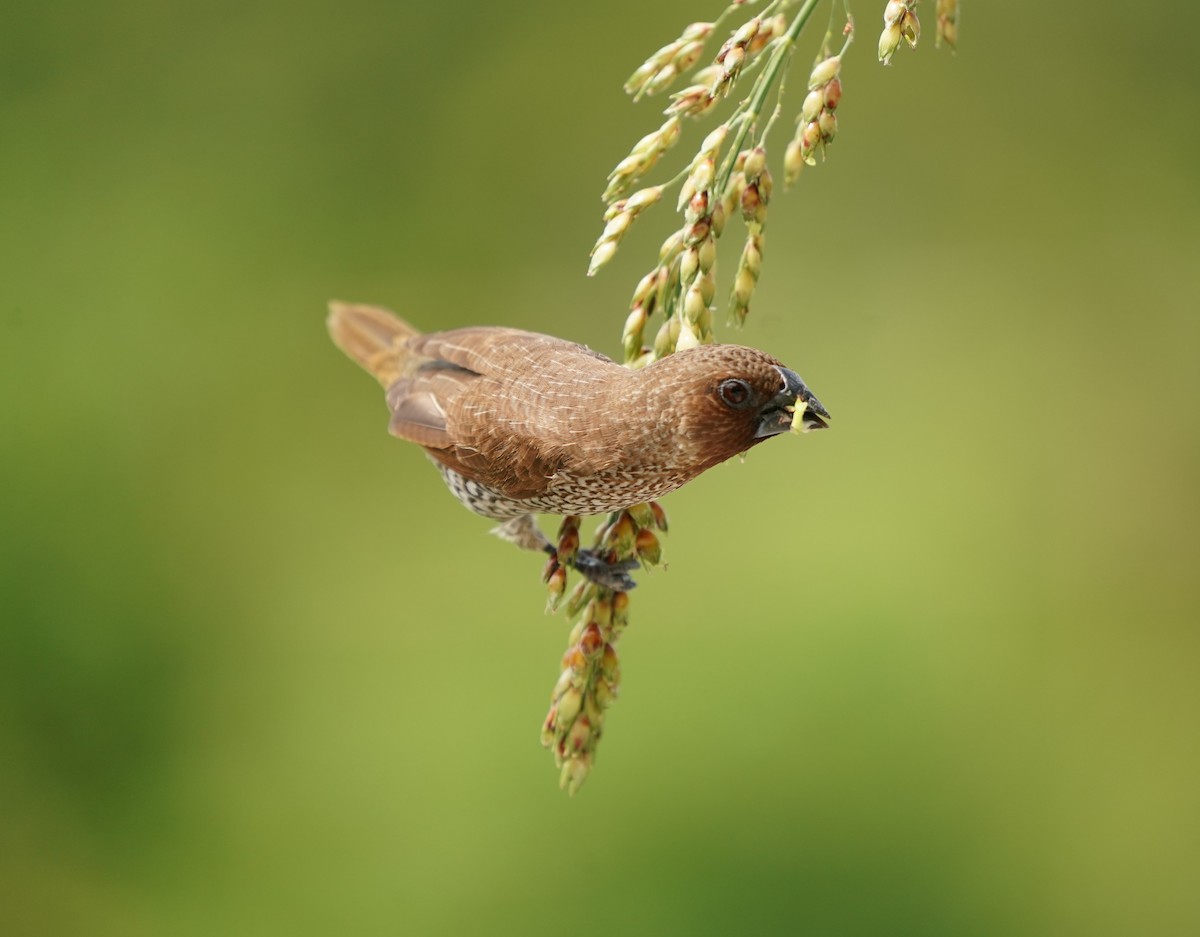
[675,126,728,352]
[879,0,920,64]
[726,144,771,326]
[936,0,959,50]
[624,22,715,100]
[603,116,682,204]
[664,11,786,121]
[541,506,664,795]
[588,185,664,276]
[558,0,957,795]
[785,53,843,185]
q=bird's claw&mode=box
[571,548,639,591]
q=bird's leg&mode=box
[568,547,639,592]
[490,514,552,552]
[491,515,638,591]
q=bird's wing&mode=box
[385,327,628,500]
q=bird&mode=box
[327,301,830,589]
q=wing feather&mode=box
[384,327,630,500]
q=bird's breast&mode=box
[523,465,696,516]
[435,458,695,518]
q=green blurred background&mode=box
[2,1,1197,934]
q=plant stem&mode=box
[716,0,824,195]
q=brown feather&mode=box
[329,303,810,515]
[326,302,419,387]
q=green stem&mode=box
[757,48,795,146]
[715,0,824,196]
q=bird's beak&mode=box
[755,366,831,438]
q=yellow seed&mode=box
[627,503,655,527]
[676,175,696,212]
[545,567,567,612]
[623,307,647,360]
[692,65,722,89]
[801,88,824,124]
[631,270,658,308]
[659,230,684,263]
[823,78,842,110]
[879,23,903,63]
[592,596,613,629]
[784,140,805,187]
[630,127,663,156]
[557,687,583,726]
[564,580,592,618]
[601,643,621,682]
[680,246,700,284]
[607,153,645,182]
[635,528,662,566]
[700,125,724,159]
[733,266,756,307]
[593,679,616,709]
[665,84,716,118]
[551,668,574,702]
[660,116,682,149]
[587,240,618,277]
[608,513,636,555]
[711,200,726,237]
[652,320,674,358]
[684,285,706,324]
[600,211,632,242]
[742,236,762,277]
[623,60,657,95]
[674,40,705,72]
[583,691,604,726]
[732,18,761,46]
[808,55,841,89]
[676,322,701,351]
[800,120,822,164]
[721,46,745,78]
[628,349,654,370]
[560,757,590,796]
[644,63,679,96]
[819,109,838,142]
[567,714,593,753]
[625,185,663,213]
[743,146,766,181]
[937,18,957,49]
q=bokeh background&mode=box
[2,1,1197,934]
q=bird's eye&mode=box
[717,378,754,409]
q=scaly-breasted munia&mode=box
[327,302,829,588]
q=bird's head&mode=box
[642,343,830,471]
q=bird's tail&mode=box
[326,301,420,387]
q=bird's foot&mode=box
[546,545,639,591]
[574,549,640,591]
[491,514,552,552]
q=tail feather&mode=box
[327,301,420,387]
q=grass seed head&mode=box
[936,0,960,49]
[879,22,903,63]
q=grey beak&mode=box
[754,366,831,438]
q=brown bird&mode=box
[327,302,830,589]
